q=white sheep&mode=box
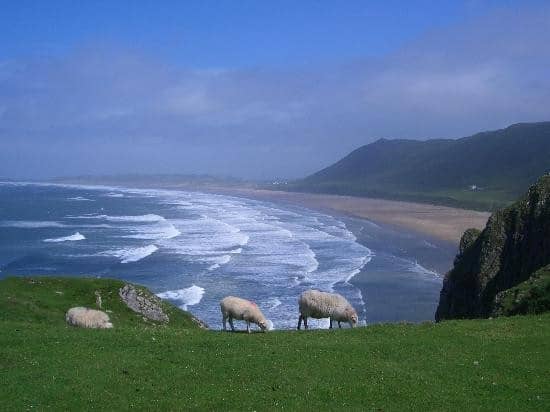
[220,296,271,333]
[297,289,358,330]
[66,307,113,329]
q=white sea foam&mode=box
[162,215,249,261]
[100,244,159,263]
[67,213,179,240]
[421,240,438,249]
[0,220,68,228]
[67,196,94,201]
[1,219,111,229]
[79,224,112,228]
[407,261,441,279]
[44,232,86,243]
[205,255,232,271]
[157,285,205,310]
[345,253,374,283]
[104,192,124,198]
[122,222,181,240]
[266,297,282,309]
[87,214,165,223]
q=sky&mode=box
[1,0,550,180]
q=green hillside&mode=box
[1,277,549,410]
[290,122,550,210]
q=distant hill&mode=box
[289,122,550,210]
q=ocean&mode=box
[0,182,455,329]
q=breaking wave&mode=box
[44,232,86,243]
[99,244,159,264]
[157,285,205,310]
[67,196,94,201]
[0,220,68,228]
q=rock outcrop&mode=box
[119,284,169,323]
[436,175,550,320]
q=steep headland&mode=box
[436,175,550,320]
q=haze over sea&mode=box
[0,182,451,329]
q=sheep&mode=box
[220,296,271,333]
[66,307,113,329]
[297,289,358,330]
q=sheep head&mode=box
[257,319,268,331]
[346,307,358,327]
[257,318,273,332]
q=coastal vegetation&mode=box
[288,122,550,211]
[1,276,549,410]
[436,175,550,320]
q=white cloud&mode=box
[1,4,550,178]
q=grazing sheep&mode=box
[66,307,113,329]
[297,290,358,330]
[220,296,270,333]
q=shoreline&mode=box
[25,179,490,244]
[202,187,490,245]
[341,214,456,323]
[201,186,466,323]
[2,180,461,323]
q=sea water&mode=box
[0,182,450,329]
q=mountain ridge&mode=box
[289,121,550,210]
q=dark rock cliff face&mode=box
[436,175,550,320]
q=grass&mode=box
[282,182,516,211]
[495,265,550,316]
[1,277,549,411]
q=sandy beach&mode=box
[56,177,491,244]
[205,188,491,244]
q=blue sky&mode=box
[1,1,531,66]
[1,1,550,179]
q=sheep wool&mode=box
[298,289,358,330]
[66,307,113,329]
[220,296,271,333]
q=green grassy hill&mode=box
[1,277,549,410]
[289,122,550,210]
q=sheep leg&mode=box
[246,321,251,334]
[223,315,227,331]
[338,321,342,329]
[329,318,333,329]
[304,316,308,330]
[229,317,235,332]
[297,314,303,330]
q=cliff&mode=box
[436,175,550,320]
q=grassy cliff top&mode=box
[1,276,549,410]
[0,276,201,329]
